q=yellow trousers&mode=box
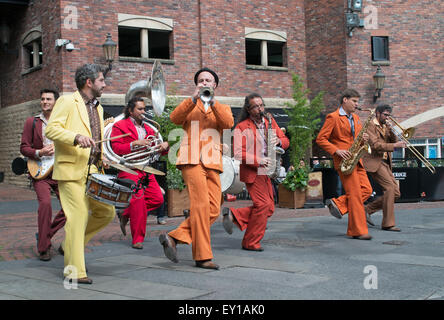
[58,166,115,279]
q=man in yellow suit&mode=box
[45,64,115,284]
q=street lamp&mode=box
[373,65,385,103]
[102,33,116,76]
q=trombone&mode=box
[386,116,435,174]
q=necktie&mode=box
[348,115,355,138]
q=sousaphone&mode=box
[103,60,166,168]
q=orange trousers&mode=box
[168,163,221,261]
[333,164,373,236]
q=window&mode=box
[396,138,441,160]
[245,28,287,69]
[371,36,389,61]
[118,14,173,61]
[22,27,43,71]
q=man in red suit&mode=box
[20,89,66,261]
[111,97,169,249]
[316,89,373,240]
[222,93,289,251]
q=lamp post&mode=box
[102,33,116,76]
[373,65,385,103]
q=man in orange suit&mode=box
[222,93,289,251]
[111,97,169,249]
[159,67,234,270]
[362,104,405,231]
[316,89,373,240]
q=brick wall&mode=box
[345,0,444,139]
[0,0,63,108]
[55,0,306,99]
[0,100,40,187]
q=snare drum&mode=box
[220,155,245,194]
[86,174,133,208]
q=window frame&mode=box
[21,26,43,75]
[117,14,174,63]
[245,27,288,71]
[371,36,390,62]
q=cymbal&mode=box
[132,164,165,176]
[107,162,138,175]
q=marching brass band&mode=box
[14,61,434,284]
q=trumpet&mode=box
[199,86,214,108]
[386,117,435,174]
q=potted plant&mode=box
[153,88,189,217]
[279,74,325,208]
[279,166,309,208]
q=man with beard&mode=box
[45,64,115,284]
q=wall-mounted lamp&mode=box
[373,65,385,103]
[55,39,79,52]
[102,33,117,76]
[346,0,364,37]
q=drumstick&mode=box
[95,133,130,144]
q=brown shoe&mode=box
[195,260,220,270]
[352,234,372,240]
[382,226,401,232]
[120,215,129,236]
[39,251,51,261]
[159,233,178,263]
[132,242,143,249]
[326,199,342,219]
[66,277,93,285]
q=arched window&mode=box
[118,14,173,61]
[22,26,42,70]
[245,28,287,69]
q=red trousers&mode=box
[230,175,274,250]
[119,171,163,244]
[32,177,66,253]
[333,164,373,236]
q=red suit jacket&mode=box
[234,117,289,184]
[20,116,45,160]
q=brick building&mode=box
[0,0,442,186]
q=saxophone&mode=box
[265,112,285,179]
[339,107,375,175]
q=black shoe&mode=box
[58,245,64,256]
[222,207,234,235]
[242,246,264,252]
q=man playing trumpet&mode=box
[362,104,406,232]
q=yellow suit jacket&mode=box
[170,98,234,172]
[45,91,104,181]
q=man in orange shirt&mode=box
[316,89,373,240]
[159,68,234,269]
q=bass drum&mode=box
[220,155,245,194]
